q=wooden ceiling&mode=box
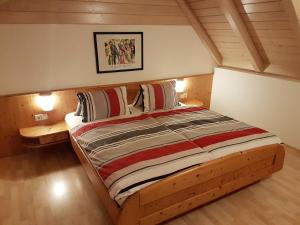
[0,0,300,79]
[0,0,189,25]
[292,0,300,22]
[178,0,300,79]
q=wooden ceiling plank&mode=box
[0,0,183,16]
[218,0,267,72]
[59,0,178,6]
[176,0,223,65]
[0,11,189,25]
[236,0,281,4]
[242,12,288,22]
[237,1,282,13]
[249,21,290,30]
[190,0,219,10]
[199,15,227,23]
[203,22,232,30]
[280,0,300,50]
[194,7,223,17]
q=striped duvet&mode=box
[71,107,280,205]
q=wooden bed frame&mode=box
[70,135,285,225]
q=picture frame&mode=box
[93,32,144,74]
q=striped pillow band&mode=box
[141,80,178,112]
[77,86,130,122]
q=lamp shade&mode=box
[175,79,186,93]
[36,93,55,111]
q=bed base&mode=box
[70,136,285,225]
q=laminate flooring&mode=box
[0,144,299,225]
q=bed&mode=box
[66,105,285,225]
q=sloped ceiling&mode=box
[0,0,300,80]
[179,0,300,80]
[292,0,300,22]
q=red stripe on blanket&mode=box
[99,140,199,180]
[72,114,150,137]
[72,107,205,137]
[152,84,164,110]
[193,127,267,148]
[106,89,120,117]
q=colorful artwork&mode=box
[105,39,136,66]
[94,32,143,73]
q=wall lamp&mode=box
[36,92,56,112]
[175,78,186,93]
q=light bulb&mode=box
[175,79,186,93]
[36,94,55,111]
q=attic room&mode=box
[0,0,299,225]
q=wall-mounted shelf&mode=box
[181,99,204,107]
[19,121,69,149]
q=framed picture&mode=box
[93,32,143,74]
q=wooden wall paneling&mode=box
[0,74,213,158]
[218,0,267,72]
[185,74,213,108]
[0,98,15,156]
[176,0,223,65]
[0,91,78,157]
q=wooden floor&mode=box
[0,144,299,225]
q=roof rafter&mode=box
[176,0,223,66]
[217,0,267,72]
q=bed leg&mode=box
[117,193,141,225]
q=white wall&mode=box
[0,24,214,95]
[211,68,300,150]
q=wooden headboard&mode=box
[0,74,213,158]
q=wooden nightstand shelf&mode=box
[19,121,69,148]
[181,99,204,107]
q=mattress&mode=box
[67,106,282,205]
